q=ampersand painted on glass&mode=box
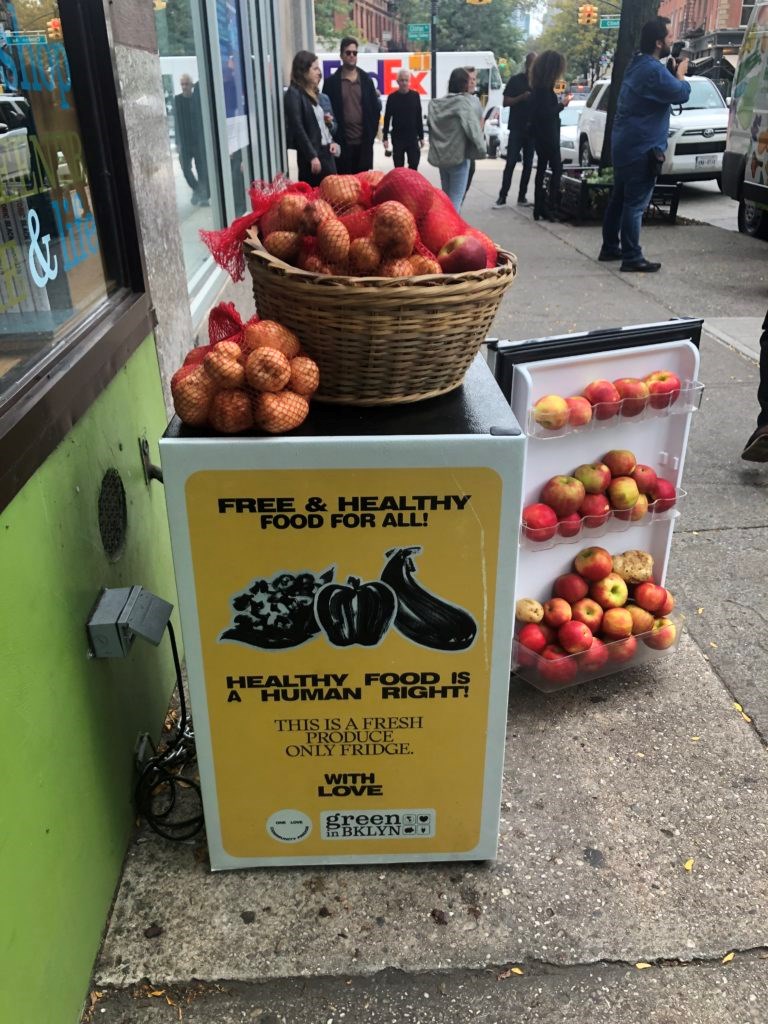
[27,209,59,287]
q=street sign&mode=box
[599,15,621,28]
[407,23,431,41]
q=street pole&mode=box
[430,0,438,99]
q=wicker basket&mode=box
[244,236,518,406]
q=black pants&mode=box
[499,126,535,201]
[392,137,420,170]
[179,148,209,199]
[758,308,768,427]
[534,141,562,215]
[336,142,374,174]
[298,146,337,187]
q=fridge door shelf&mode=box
[512,614,684,693]
[526,380,704,440]
[520,489,686,550]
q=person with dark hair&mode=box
[322,37,381,173]
[599,17,690,272]
[284,50,339,185]
[493,51,536,208]
[427,67,487,212]
[382,68,423,168]
[528,50,566,222]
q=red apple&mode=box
[643,616,677,650]
[601,606,634,639]
[615,492,649,522]
[437,234,487,273]
[608,634,638,663]
[644,369,681,409]
[582,379,621,419]
[607,476,640,511]
[574,546,613,581]
[558,619,594,654]
[540,476,586,517]
[553,573,589,604]
[533,394,569,430]
[614,377,650,416]
[603,449,637,477]
[626,603,655,635]
[538,645,578,685]
[574,462,611,494]
[565,395,593,426]
[542,598,572,629]
[649,477,677,514]
[558,513,582,538]
[522,503,558,542]
[632,464,658,495]
[634,581,668,614]
[571,597,604,633]
[658,589,675,616]
[590,572,629,609]
[579,493,611,528]
[517,622,551,655]
[578,636,610,672]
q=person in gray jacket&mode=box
[427,67,486,212]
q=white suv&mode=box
[577,75,729,184]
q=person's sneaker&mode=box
[517,197,531,206]
[620,259,661,273]
[741,424,768,462]
[598,248,622,261]
[492,197,507,208]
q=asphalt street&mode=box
[84,154,768,1024]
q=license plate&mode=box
[695,154,719,169]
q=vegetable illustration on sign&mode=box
[315,576,397,647]
[220,568,334,648]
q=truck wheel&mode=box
[579,137,593,167]
[738,199,768,240]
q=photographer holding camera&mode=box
[598,17,690,272]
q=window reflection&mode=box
[216,0,251,216]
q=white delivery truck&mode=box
[722,0,768,238]
[317,51,503,130]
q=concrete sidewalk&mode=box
[85,164,768,1023]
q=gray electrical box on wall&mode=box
[86,586,174,658]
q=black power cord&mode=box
[134,622,204,841]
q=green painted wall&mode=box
[0,337,178,1024]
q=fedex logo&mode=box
[321,59,429,96]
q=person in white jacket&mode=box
[427,68,487,212]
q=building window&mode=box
[156,0,218,284]
[216,0,251,217]
[740,3,755,26]
[0,0,119,407]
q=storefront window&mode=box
[155,0,217,282]
[216,0,251,217]
[0,0,117,405]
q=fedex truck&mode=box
[317,51,503,127]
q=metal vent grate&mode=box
[98,469,127,562]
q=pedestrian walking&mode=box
[599,17,690,272]
[322,37,381,174]
[382,69,423,169]
[427,67,487,213]
[493,52,536,208]
[174,74,209,206]
[528,51,566,222]
[284,50,339,187]
[741,308,768,461]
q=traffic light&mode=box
[153,0,167,10]
[578,4,598,25]
[46,17,62,39]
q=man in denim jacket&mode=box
[599,17,690,272]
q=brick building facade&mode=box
[334,0,406,50]
[659,0,756,93]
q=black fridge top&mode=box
[163,355,522,442]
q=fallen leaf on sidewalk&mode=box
[709,642,718,648]
[722,952,735,963]
[742,712,752,723]
[684,858,695,872]
[691,736,700,742]
[635,962,652,970]
[498,965,524,978]
[696,607,704,615]
[149,990,165,997]
[733,702,744,713]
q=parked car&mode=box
[497,105,511,159]
[577,75,729,184]
[559,104,581,164]
[722,0,768,238]
[483,103,502,157]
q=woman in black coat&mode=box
[284,51,338,185]
[528,50,567,222]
